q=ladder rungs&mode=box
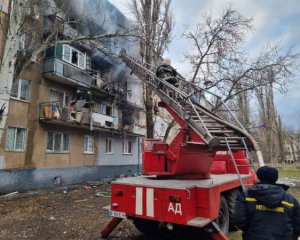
[210,130,235,133]
[220,140,240,143]
[206,124,226,128]
[222,137,244,139]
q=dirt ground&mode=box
[1,174,299,240]
[0,183,213,240]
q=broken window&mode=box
[106,106,112,116]
[47,132,69,152]
[62,44,86,69]
[5,127,27,151]
[84,135,94,153]
[71,49,78,65]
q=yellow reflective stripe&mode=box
[256,205,284,213]
[281,201,294,207]
[163,76,175,80]
[246,197,257,202]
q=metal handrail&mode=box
[188,98,212,139]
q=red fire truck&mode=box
[101,51,264,240]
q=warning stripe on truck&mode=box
[135,187,154,217]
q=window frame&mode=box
[49,88,69,107]
[62,44,86,70]
[46,131,70,153]
[105,138,113,154]
[5,127,27,152]
[84,135,94,154]
[10,78,31,102]
[123,139,133,155]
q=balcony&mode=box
[39,101,117,129]
[39,102,145,137]
[43,58,93,87]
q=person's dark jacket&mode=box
[156,64,178,86]
[234,183,300,240]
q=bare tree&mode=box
[0,0,136,159]
[183,7,299,162]
[276,114,285,163]
[183,7,299,104]
[129,0,173,138]
[255,83,280,163]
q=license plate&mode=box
[106,209,126,219]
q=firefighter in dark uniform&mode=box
[156,59,179,88]
[234,166,300,240]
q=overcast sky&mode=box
[109,0,300,129]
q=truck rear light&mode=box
[169,195,181,203]
[115,190,123,196]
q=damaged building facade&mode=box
[0,0,145,192]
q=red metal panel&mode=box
[143,129,215,178]
[211,161,227,174]
[110,184,129,213]
[213,150,254,176]
[196,188,220,220]
[164,188,196,224]
[143,152,166,173]
[126,186,164,221]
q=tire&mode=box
[216,195,229,234]
[225,188,241,231]
[132,218,160,234]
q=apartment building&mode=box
[284,137,300,164]
[0,0,145,192]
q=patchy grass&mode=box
[279,169,300,178]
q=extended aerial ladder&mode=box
[119,50,264,171]
[101,50,264,240]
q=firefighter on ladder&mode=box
[156,59,179,98]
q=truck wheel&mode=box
[132,218,159,234]
[225,188,241,231]
[216,196,229,234]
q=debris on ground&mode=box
[74,199,88,203]
[278,177,300,187]
[83,185,92,190]
[0,184,112,240]
[1,191,18,198]
[86,181,104,186]
[95,192,111,198]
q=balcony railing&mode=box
[39,101,116,129]
[43,58,93,87]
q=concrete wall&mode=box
[0,164,139,194]
[98,132,141,166]
[30,124,99,168]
